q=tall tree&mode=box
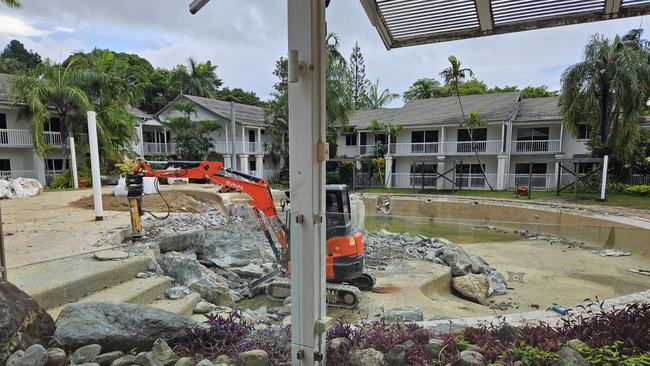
[365,79,399,109]
[0,40,42,73]
[561,30,650,163]
[272,57,288,95]
[348,42,368,109]
[214,87,265,107]
[265,57,289,172]
[170,58,222,97]
[1,0,20,8]
[521,85,556,99]
[403,78,446,101]
[325,33,353,140]
[440,55,493,190]
[163,101,222,160]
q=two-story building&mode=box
[334,92,591,190]
[154,94,277,179]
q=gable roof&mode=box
[345,108,401,130]
[125,104,152,120]
[515,96,562,122]
[171,94,267,126]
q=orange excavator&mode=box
[126,160,375,308]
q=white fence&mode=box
[143,142,176,155]
[0,170,37,179]
[511,140,561,154]
[352,141,503,157]
[43,132,63,146]
[390,172,498,190]
[0,129,32,147]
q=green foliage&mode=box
[272,57,288,95]
[623,184,650,195]
[348,42,368,110]
[338,160,355,185]
[561,29,650,163]
[364,79,399,109]
[0,40,41,73]
[574,341,650,366]
[163,102,222,160]
[403,78,446,101]
[49,170,73,189]
[1,0,20,7]
[213,87,265,107]
[170,57,222,97]
[326,33,354,139]
[521,85,556,99]
[499,342,560,364]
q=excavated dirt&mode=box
[70,190,226,213]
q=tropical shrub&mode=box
[623,184,650,195]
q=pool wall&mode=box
[362,195,650,257]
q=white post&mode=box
[31,150,46,186]
[256,154,264,178]
[69,136,79,189]
[257,127,262,154]
[224,154,232,169]
[496,154,507,190]
[440,125,445,154]
[240,154,249,174]
[288,0,327,364]
[437,156,446,190]
[385,155,393,188]
[87,111,103,221]
[242,125,246,153]
[600,155,609,201]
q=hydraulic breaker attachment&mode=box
[126,172,145,239]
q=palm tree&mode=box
[325,33,353,141]
[365,79,399,109]
[440,55,493,190]
[9,60,91,163]
[171,58,222,97]
[561,31,650,163]
[1,0,20,8]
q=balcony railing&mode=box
[511,139,561,154]
[143,142,176,155]
[355,140,502,156]
[0,170,37,179]
[0,129,32,147]
[234,142,266,154]
[44,131,63,146]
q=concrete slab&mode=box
[150,292,202,316]
[94,249,129,261]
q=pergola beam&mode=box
[605,0,622,15]
[474,0,494,31]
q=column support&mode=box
[239,154,249,174]
[69,136,79,189]
[384,155,393,188]
[242,125,246,154]
[288,0,327,364]
[257,127,262,155]
[255,154,264,178]
[31,150,46,186]
[224,154,232,169]
[497,154,507,190]
[437,156,446,190]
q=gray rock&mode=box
[329,338,349,353]
[72,344,102,364]
[385,345,407,365]
[451,274,490,304]
[428,314,458,321]
[212,355,233,365]
[385,306,423,322]
[173,358,194,366]
[150,339,179,366]
[350,348,384,366]
[165,286,191,300]
[46,348,67,366]
[423,339,444,359]
[93,250,129,261]
[5,351,24,366]
[53,302,196,352]
[136,272,149,279]
[440,249,489,276]
[158,228,205,253]
[22,344,47,366]
[158,252,234,306]
[193,301,213,314]
[135,352,163,366]
[75,364,100,366]
[0,282,55,364]
[486,271,507,296]
[108,354,136,366]
[457,350,485,366]
[553,346,589,366]
[92,351,125,366]
[239,350,268,366]
[195,360,214,366]
[231,263,264,277]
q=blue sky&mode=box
[0,1,647,107]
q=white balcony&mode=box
[511,140,561,154]
[143,142,176,155]
[44,131,63,146]
[0,129,32,147]
[355,140,502,156]
[0,170,37,179]
[234,142,266,155]
[337,145,358,157]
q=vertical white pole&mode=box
[87,111,103,221]
[138,123,145,158]
[600,155,609,201]
[289,0,326,364]
[242,125,246,153]
[257,127,262,154]
[69,136,79,189]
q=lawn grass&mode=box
[355,187,650,210]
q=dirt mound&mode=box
[70,190,225,213]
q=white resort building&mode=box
[333,92,595,191]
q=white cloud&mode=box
[0,13,49,37]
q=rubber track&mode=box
[266,278,362,309]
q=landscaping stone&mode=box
[486,271,507,296]
[46,348,67,366]
[212,355,234,365]
[150,339,179,366]
[72,344,102,365]
[329,338,349,353]
[195,360,215,366]
[457,350,485,366]
[134,352,162,366]
[158,252,234,306]
[108,354,136,366]
[452,274,490,304]
[422,339,444,359]
[173,358,195,366]
[350,348,384,366]
[193,301,213,314]
[385,306,423,322]
[0,281,55,364]
[553,346,589,366]
[239,350,268,366]
[22,344,47,366]
[165,286,191,300]
[93,250,129,261]
[92,351,125,366]
[75,364,100,366]
[53,302,196,352]
[385,345,407,365]
[5,350,24,366]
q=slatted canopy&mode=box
[360,0,650,49]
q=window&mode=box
[359,132,369,154]
[577,163,597,174]
[0,114,7,144]
[0,113,6,129]
[455,163,486,188]
[577,124,589,140]
[249,160,256,172]
[457,128,487,153]
[375,133,387,145]
[410,162,437,187]
[345,134,357,146]
[411,130,438,153]
[515,127,550,152]
[45,159,68,171]
[0,159,10,171]
[515,163,547,174]
[45,117,61,132]
[248,129,256,142]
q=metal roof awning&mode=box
[361,0,650,49]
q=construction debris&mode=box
[0,178,43,199]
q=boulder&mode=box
[193,301,213,314]
[173,358,195,366]
[552,346,589,366]
[72,344,101,364]
[53,302,196,352]
[422,339,444,360]
[0,281,55,363]
[46,348,66,366]
[457,350,485,366]
[158,252,234,306]
[239,350,268,366]
[329,338,349,353]
[134,352,163,366]
[385,306,423,322]
[5,350,23,366]
[486,271,507,296]
[350,348,384,366]
[195,360,215,366]
[164,286,190,300]
[21,344,48,366]
[439,249,489,276]
[385,345,407,365]
[91,351,124,366]
[108,354,136,366]
[451,274,490,304]
[212,355,234,365]
[150,339,179,366]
